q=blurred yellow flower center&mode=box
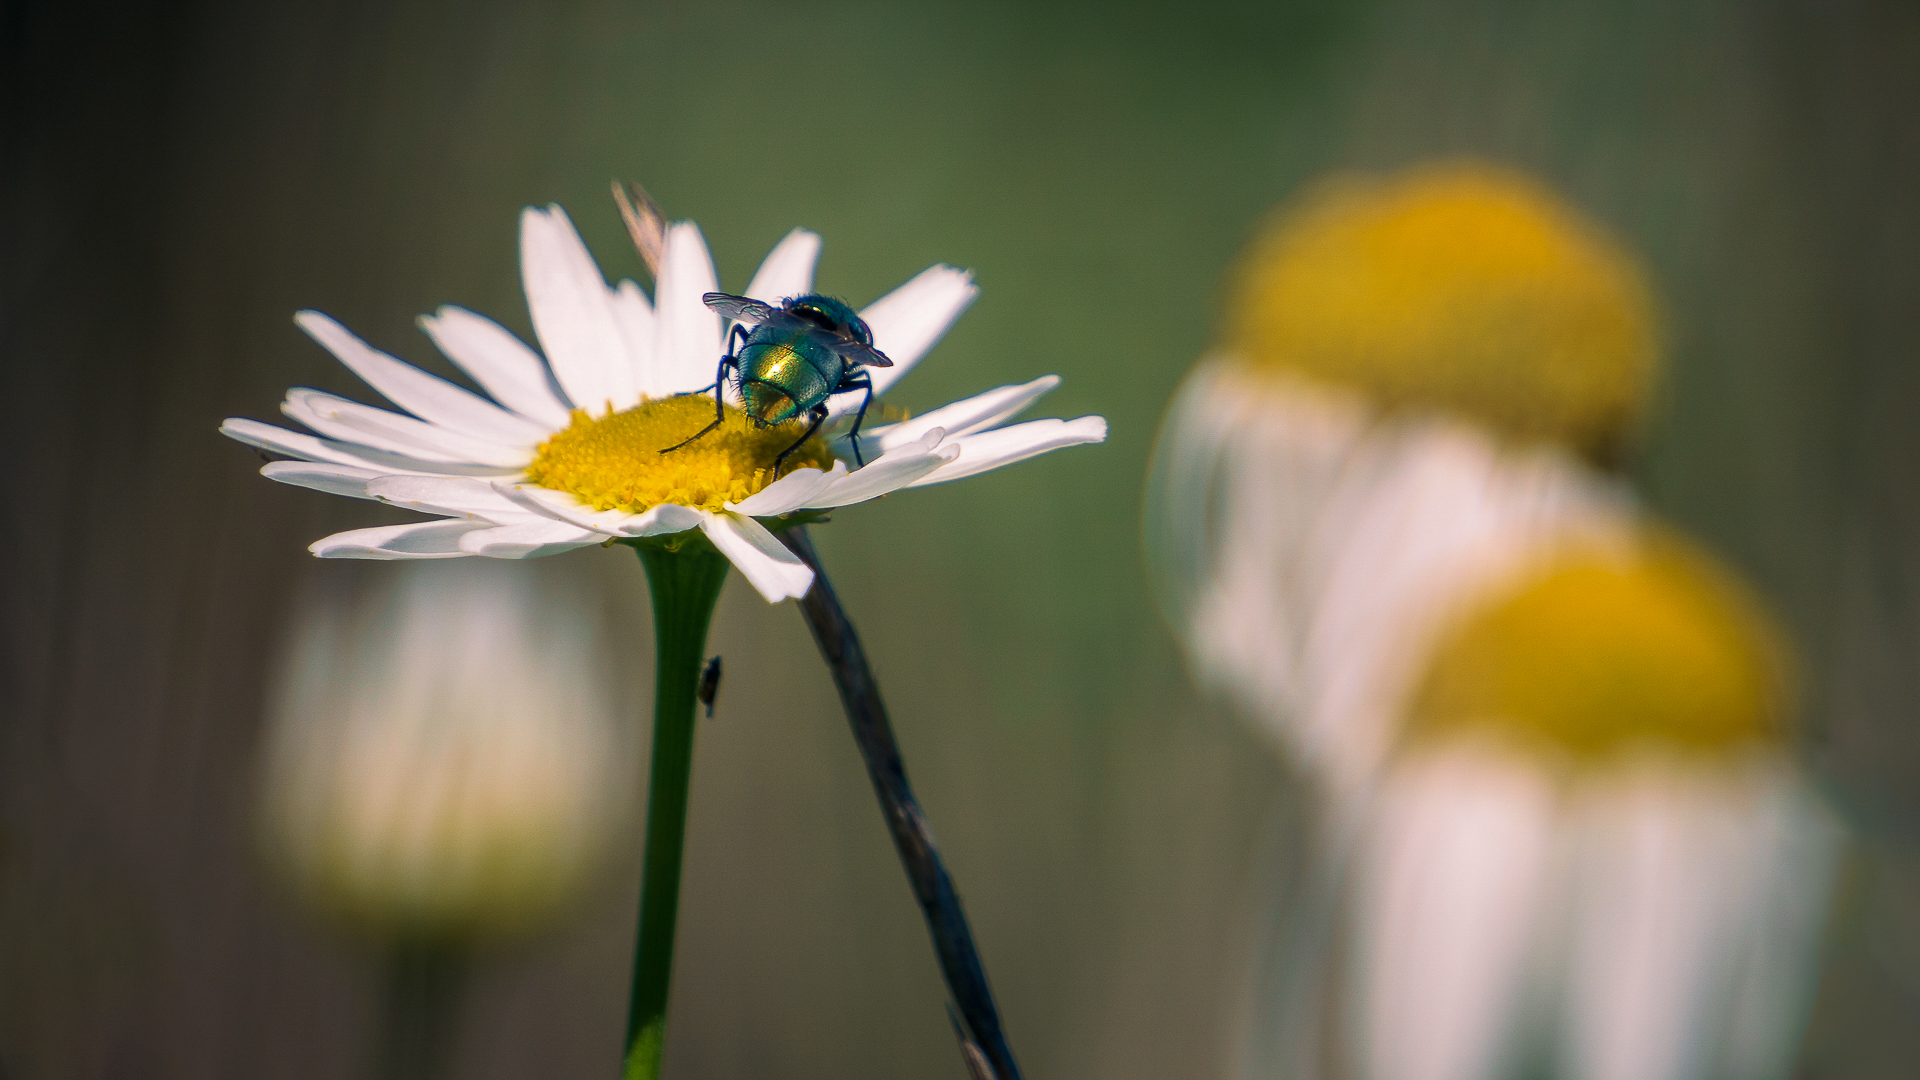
[1406,538,1784,762]
[524,396,833,513]
[1223,162,1658,462]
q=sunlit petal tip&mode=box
[852,264,980,401]
[744,228,824,305]
[520,203,638,414]
[260,460,384,500]
[904,414,1107,487]
[309,520,491,560]
[699,512,815,603]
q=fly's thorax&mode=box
[787,294,868,342]
[738,333,838,425]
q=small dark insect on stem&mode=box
[697,655,722,719]
[778,526,1020,1080]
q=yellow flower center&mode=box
[1406,536,1786,762]
[523,396,834,514]
[1222,162,1658,463]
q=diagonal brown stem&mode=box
[778,525,1022,1080]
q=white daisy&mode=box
[261,559,629,938]
[223,206,1107,602]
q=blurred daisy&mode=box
[260,559,628,939]
[1146,163,1840,1080]
[1149,164,1655,797]
[1357,537,1839,1080]
[224,206,1105,602]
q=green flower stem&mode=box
[623,538,732,1080]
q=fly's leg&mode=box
[771,404,829,477]
[840,374,875,467]
[661,356,736,453]
[675,325,751,398]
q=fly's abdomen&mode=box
[738,336,836,425]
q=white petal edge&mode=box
[283,388,533,469]
[311,520,492,560]
[222,417,517,477]
[839,264,977,411]
[725,461,850,518]
[699,512,814,603]
[803,433,956,508]
[260,460,384,500]
[861,375,1061,454]
[521,205,639,415]
[652,221,725,397]
[295,310,549,445]
[418,306,573,427]
[456,520,603,559]
[366,475,540,523]
[490,483,705,538]
[906,415,1108,487]
[744,228,822,306]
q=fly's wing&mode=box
[703,293,781,325]
[810,330,895,368]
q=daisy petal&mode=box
[614,503,706,537]
[489,483,643,535]
[906,415,1108,487]
[862,375,1062,455]
[521,205,639,415]
[456,520,602,559]
[844,264,977,408]
[367,475,537,522]
[726,461,849,518]
[653,222,725,397]
[295,311,550,445]
[418,306,573,428]
[610,280,661,399]
[224,417,525,478]
[225,418,401,469]
[283,389,533,469]
[699,512,815,603]
[744,228,822,306]
[1355,746,1556,1080]
[261,460,384,500]
[311,520,491,560]
[807,437,957,508]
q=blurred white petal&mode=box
[1353,743,1558,1080]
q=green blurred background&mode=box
[6,0,1920,1077]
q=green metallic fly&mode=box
[662,292,893,475]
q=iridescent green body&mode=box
[737,322,845,424]
[666,292,892,474]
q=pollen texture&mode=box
[1223,162,1658,462]
[524,396,834,514]
[1405,537,1785,763]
